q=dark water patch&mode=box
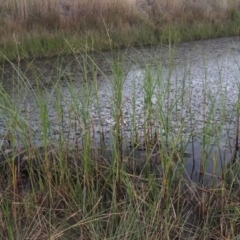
[184,141,234,185]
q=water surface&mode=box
[1,37,240,182]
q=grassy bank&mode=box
[0,48,240,238]
[0,0,240,62]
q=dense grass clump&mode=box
[0,47,240,239]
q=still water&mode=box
[1,37,240,182]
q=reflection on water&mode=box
[184,141,234,184]
[1,37,240,182]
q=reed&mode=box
[1,43,240,239]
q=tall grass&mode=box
[0,0,240,62]
[1,45,240,238]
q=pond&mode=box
[1,37,240,183]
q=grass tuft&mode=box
[0,45,240,238]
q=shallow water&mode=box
[1,37,240,182]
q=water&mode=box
[1,37,240,182]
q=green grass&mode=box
[1,21,239,63]
[0,46,240,239]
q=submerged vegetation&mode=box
[0,45,240,238]
[0,0,240,61]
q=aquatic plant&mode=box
[0,43,240,239]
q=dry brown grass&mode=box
[138,0,240,24]
[0,0,240,61]
[0,0,140,31]
[1,0,239,33]
[0,0,145,54]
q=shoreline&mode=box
[1,2,240,238]
[0,0,240,62]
